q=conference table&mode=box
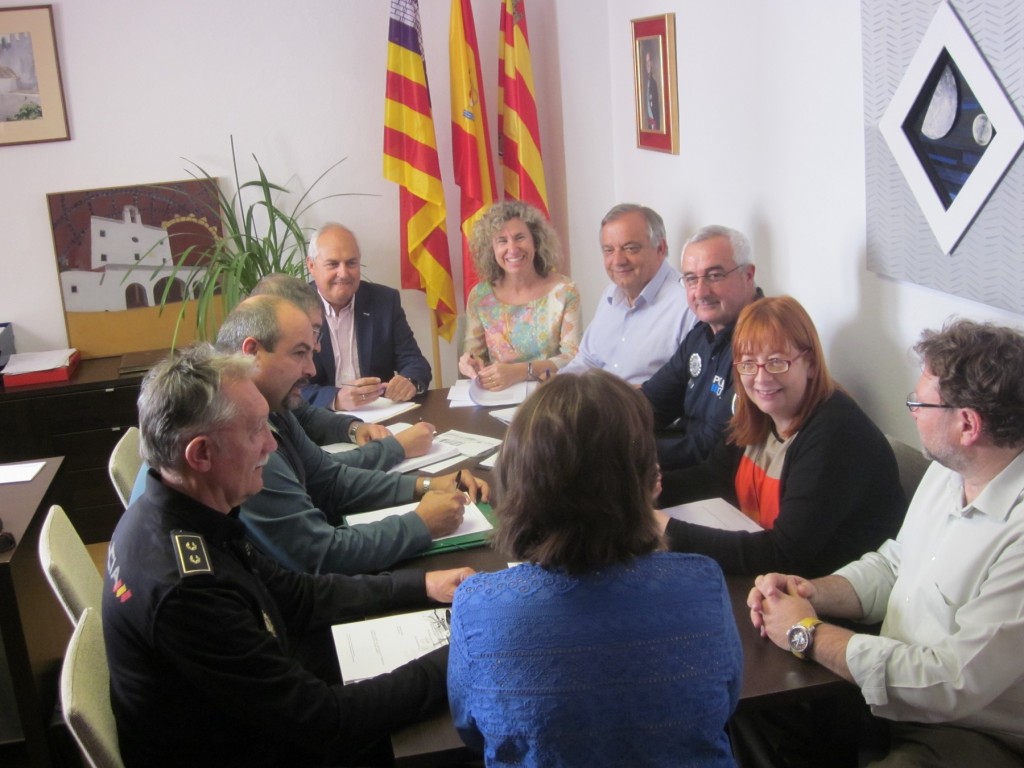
[368,387,850,766]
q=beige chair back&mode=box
[886,435,931,503]
[108,427,142,509]
[39,504,103,624]
[61,607,125,768]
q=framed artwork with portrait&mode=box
[632,13,678,154]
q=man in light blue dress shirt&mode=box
[560,203,695,385]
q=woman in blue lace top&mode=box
[458,201,581,391]
[447,370,742,767]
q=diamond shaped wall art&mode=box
[879,1,1024,254]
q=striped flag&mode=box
[498,0,549,217]
[450,0,497,301]
[383,0,457,342]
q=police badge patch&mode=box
[688,353,702,378]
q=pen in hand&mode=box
[455,470,469,495]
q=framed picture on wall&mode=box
[46,179,223,358]
[632,13,679,154]
[0,5,70,147]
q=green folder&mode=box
[425,501,497,554]
[344,501,497,555]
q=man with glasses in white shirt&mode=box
[641,225,760,471]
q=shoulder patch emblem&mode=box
[688,352,702,378]
[171,531,213,578]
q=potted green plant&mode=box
[138,137,352,344]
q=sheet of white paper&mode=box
[2,349,76,374]
[339,398,420,423]
[478,452,499,469]
[346,501,493,541]
[662,497,764,533]
[446,381,476,408]
[489,406,518,425]
[417,454,466,475]
[333,608,451,684]
[322,442,358,454]
[387,443,461,474]
[468,378,537,406]
[435,429,502,458]
[0,460,46,484]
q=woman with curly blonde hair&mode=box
[458,201,580,390]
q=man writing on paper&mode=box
[748,319,1024,766]
[302,223,431,410]
[103,344,472,768]
[215,295,489,576]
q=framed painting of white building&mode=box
[46,178,222,358]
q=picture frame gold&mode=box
[632,13,679,154]
[0,5,70,147]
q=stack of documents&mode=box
[2,348,80,386]
[322,423,461,474]
[339,397,420,423]
[447,378,538,407]
[333,608,451,684]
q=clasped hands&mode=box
[459,353,543,391]
[747,572,818,650]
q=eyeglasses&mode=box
[680,264,747,288]
[905,393,958,413]
[735,351,805,376]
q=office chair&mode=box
[108,427,142,510]
[886,435,930,504]
[39,504,103,624]
[61,607,126,768]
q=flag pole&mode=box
[430,310,442,389]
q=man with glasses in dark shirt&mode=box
[641,224,761,471]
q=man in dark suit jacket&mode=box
[302,223,431,411]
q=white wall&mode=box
[2,0,1022,444]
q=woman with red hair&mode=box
[658,295,906,577]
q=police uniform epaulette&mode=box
[170,530,213,578]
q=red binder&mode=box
[2,350,81,388]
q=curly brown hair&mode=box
[470,201,561,283]
[915,319,1024,447]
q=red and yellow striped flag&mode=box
[383,0,457,342]
[498,0,548,217]
[450,0,497,301]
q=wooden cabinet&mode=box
[0,357,142,543]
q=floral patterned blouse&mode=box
[463,276,581,368]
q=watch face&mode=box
[788,626,811,653]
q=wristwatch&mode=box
[420,477,432,497]
[347,422,361,443]
[787,617,823,660]
[526,362,538,381]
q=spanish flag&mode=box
[450,0,497,301]
[383,0,457,342]
[498,0,549,217]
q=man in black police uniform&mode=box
[101,344,471,768]
[641,224,760,471]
